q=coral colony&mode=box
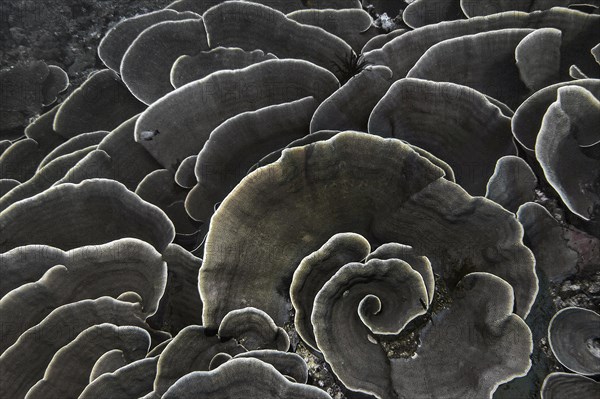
[1,1,599,398]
